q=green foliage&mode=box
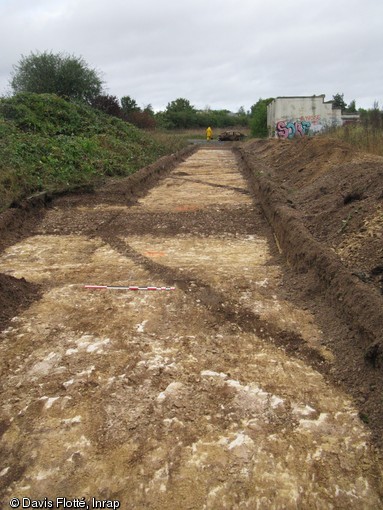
[161,98,198,129]
[235,106,249,127]
[156,100,250,130]
[91,94,122,117]
[250,98,274,138]
[0,93,187,210]
[365,102,382,130]
[166,98,195,113]
[332,94,360,114]
[143,104,154,115]
[346,100,357,113]
[332,93,347,111]
[121,95,140,114]
[196,109,249,129]
[10,51,103,102]
[120,97,156,129]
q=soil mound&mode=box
[238,137,383,445]
[242,137,383,294]
[0,273,41,331]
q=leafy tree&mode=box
[120,99,156,129]
[143,104,154,116]
[236,106,250,127]
[250,98,274,138]
[121,95,140,114]
[162,98,197,129]
[157,102,249,130]
[166,98,195,113]
[91,95,122,117]
[10,51,103,102]
[346,100,357,113]
[332,93,347,111]
[351,102,382,130]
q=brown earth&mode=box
[0,274,41,332]
[239,137,383,294]
[238,137,383,445]
[0,143,382,508]
[0,147,196,333]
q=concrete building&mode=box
[267,95,346,139]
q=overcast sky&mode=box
[1,0,382,112]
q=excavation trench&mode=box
[0,148,382,508]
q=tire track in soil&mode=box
[0,148,382,508]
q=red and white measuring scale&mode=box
[84,285,176,291]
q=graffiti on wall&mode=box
[298,114,321,123]
[276,120,312,139]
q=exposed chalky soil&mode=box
[0,148,382,508]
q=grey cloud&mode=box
[1,0,382,110]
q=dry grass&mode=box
[327,125,383,157]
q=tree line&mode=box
[8,51,249,130]
[8,51,383,134]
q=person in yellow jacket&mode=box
[206,126,213,141]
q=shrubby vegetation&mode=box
[329,101,383,156]
[88,94,156,129]
[1,50,255,211]
[154,98,250,130]
[8,51,253,131]
[7,50,382,214]
[0,93,187,211]
[11,51,103,102]
[250,98,274,138]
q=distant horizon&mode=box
[1,0,382,112]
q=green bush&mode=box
[250,98,274,138]
[0,93,187,211]
[11,51,103,102]
[90,95,122,118]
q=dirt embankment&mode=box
[239,137,383,292]
[237,137,383,360]
[0,274,41,332]
[235,137,383,452]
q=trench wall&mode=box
[0,145,197,247]
[236,148,383,367]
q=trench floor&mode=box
[0,148,382,509]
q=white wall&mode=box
[267,95,343,138]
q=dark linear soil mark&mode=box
[99,236,327,371]
[95,206,257,237]
[37,206,260,239]
[2,143,383,452]
[0,146,197,331]
[30,145,383,448]
[0,147,197,252]
[168,175,251,195]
